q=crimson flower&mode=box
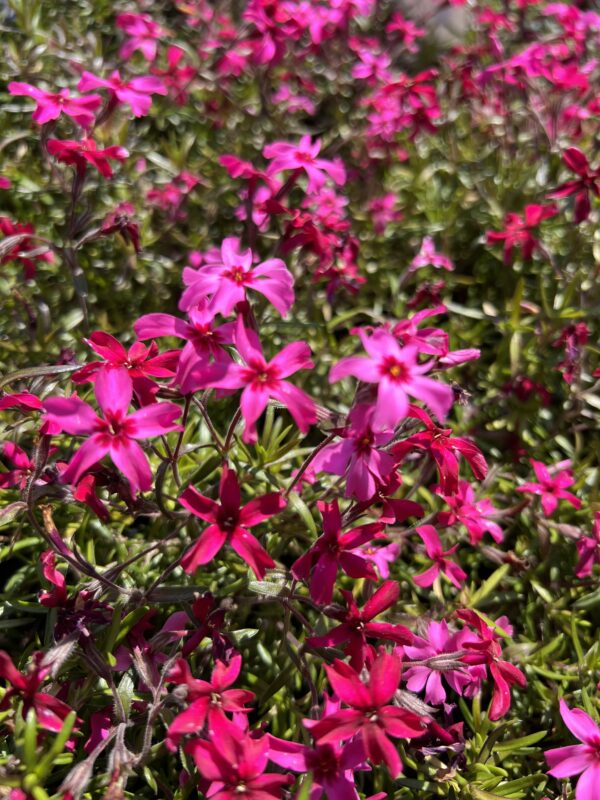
[457,609,526,721]
[99,203,141,253]
[0,651,74,733]
[0,216,54,280]
[291,499,382,604]
[8,83,102,127]
[191,316,316,444]
[187,715,293,800]
[166,653,254,749]
[46,138,128,178]
[575,512,600,579]
[486,204,557,264]
[72,331,179,406]
[392,405,487,496]
[329,329,454,429]
[309,652,425,778]
[516,458,581,516]
[412,525,467,590]
[0,443,37,490]
[308,580,413,669]
[43,367,182,493]
[179,465,286,578]
[550,147,600,223]
[78,70,167,117]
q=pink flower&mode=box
[0,216,54,280]
[311,404,396,501]
[116,13,166,62]
[77,71,167,117]
[179,464,286,578]
[369,193,403,235]
[43,368,182,493]
[134,304,234,393]
[291,499,382,605]
[410,236,454,272]
[192,317,316,444]
[39,551,68,607]
[0,177,12,189]
[179,237,295,317]
[550,147,600,223]
[166,653,254,749]
[46,138,128,178]
[0,651,74,733]
[436,481,503,545]
[263,135,346,194]
[309,652,425,778]
[8,83,102,127]
[329,329,454,428]
[516,459,581,516]
[186,715,293,800]
[308,580,413,669]
[545,699,600,798]
[575,513,600,578]
[412,525,467,589]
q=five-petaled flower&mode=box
[412,524,467,589]
[516,458,581,516]
[8,82,102,127]
[43,367,182,493]
[47,138,128,178]
[78,70,167,117]
[550,147,600,223]
[545,699,600,799]
[179,464,286,578]
[329,329,454,428]
[263,135,346,194]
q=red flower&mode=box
[550,147,600,223]
[308,580,413,669]
[412,525,467,590]
[179,465,286,578]
[166,653,254,749]
[309,652,425,778]
[392,406,487,496]
[47,138,128,178]
[291,499,382,604]
[0,651,74,733]
[486,204,557,263]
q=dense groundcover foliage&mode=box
[1,0,600,798]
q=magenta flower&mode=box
[0,177,12,189]
[263,135,346,194]
[72,331,178,406]
[413,525,467,590]
[179,237,295,317]
[268,717,367,800]
[8,83,102,127]
[516,458,581,516]
[134,304,234,393]
[309,652,425,778]
[392,406,487,496]
[77,71,167,117]
[179,464,286,578]
[115,12,166,62]
[403,620,485,705]
[550,147,600,223]
[575,512,600,579]
[311,404,396,501]
[43,368,182,493]
[0,443,36,490]
[0,651,74,733]
[166,653,255,749]
[193,317,316,444]
[291,499,382,604]
[0,216,54,280]
[46,138,128,178]
[308,580,413,669]
[330,329,454,428]
[186,715,293,800]
[545,699,600,798]
[486,204,557,264]
[436,481,503,545]
[410,236,454,272]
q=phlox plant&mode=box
[0,1,599,800]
